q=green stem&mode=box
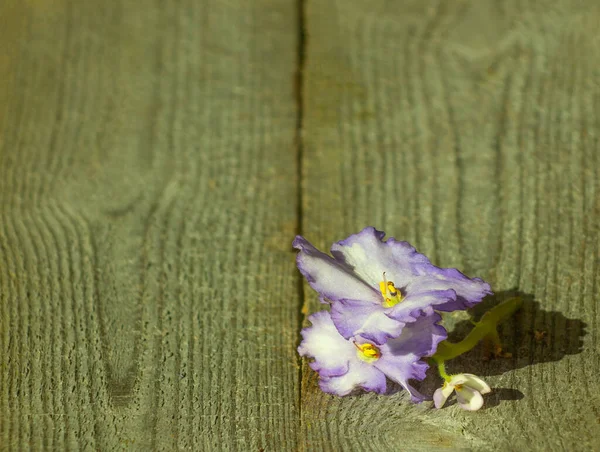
[431,296,523,364]
[436,360,451,381]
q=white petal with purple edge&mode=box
[375,355,429,402]
[355,311,405,344]
[330,298,404,344]
[387,290,456,323]
[385,312,447,358]
[373,314,447,401]
[406,270,492,310]
[298,311,388,396]
[319,360,387,396]
[456,386,485,411]
[297,311,355,378]
[293,236,381,304]
[330,227,431,290]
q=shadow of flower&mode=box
[447,289,586,377]
[417,289,586,407]
[483,387,525,409]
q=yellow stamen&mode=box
[354,342,381,363]
[387,282,397,296]
[379,272,403,307]
[379,281,387,297]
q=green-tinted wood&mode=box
[0,0,300,450]
[300,1,600,450]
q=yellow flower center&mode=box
[354,342,381,363]
[379,272,403,307]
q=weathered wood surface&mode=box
[302,0,600,450]
[1,0,600,451]
[300,1,600,451]
[0,0,300,450]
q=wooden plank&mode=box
[0,0,300,450]
[300,0,600,450]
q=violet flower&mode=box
[293,227,492,344]
[298,310,446,400]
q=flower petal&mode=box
[319,360,387,396]
[442,383,455,399]
[456,386,485,411]
[448,374,470,386]
[297,311,355,378]
[406,269,492,311]
[460,374,491,394]
[374,314,447,402]
[298,311,387,396]
[330,227,432,289]
[402,381,429,403]
[387,289,457,323]
[384,312,447,358]
[433,387,451,409]
[330,298,404,344]
[293,236,381,304]
[376,357,430,402]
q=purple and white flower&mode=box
[298,310,447,400]
[293,227,492,344]
[433,373,491,411]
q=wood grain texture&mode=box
[3,0,600,450]
[300,0,600,450]
[0,0,300,450]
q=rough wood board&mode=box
[3,0,600,450]
[0,0,300,450]
[300,0,600,450]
